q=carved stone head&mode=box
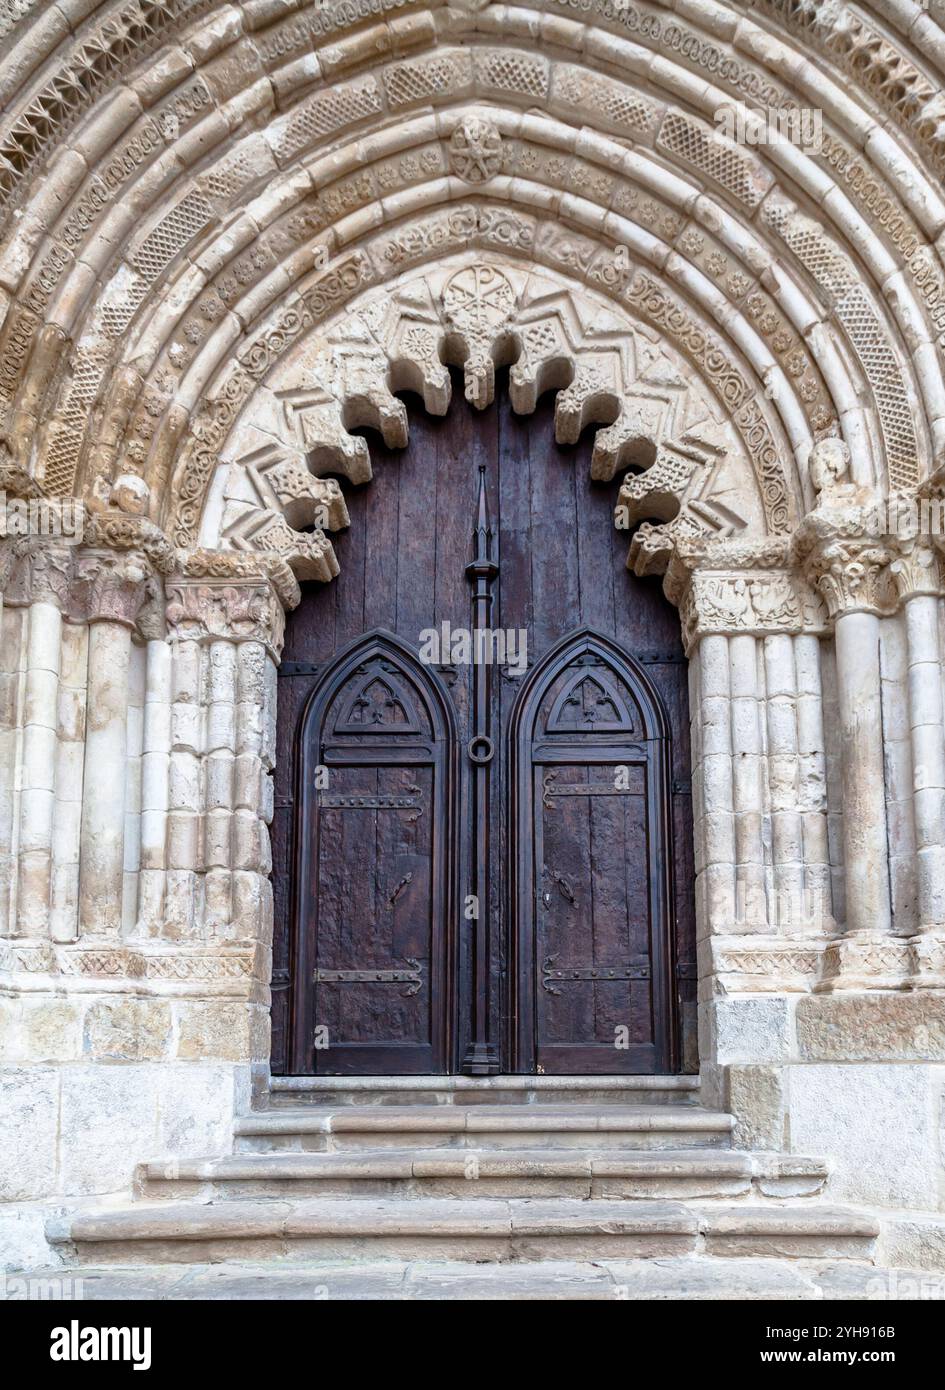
[808,437,851,499]
[111,473,150,517]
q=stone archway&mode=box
[2,2,945,1247]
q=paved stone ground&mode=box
[4,1258,925,1300]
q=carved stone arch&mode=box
[290,628,458,1074]
[507,628,677,1073]
[204,255,778,589]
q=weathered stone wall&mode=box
[0,534,285,1209]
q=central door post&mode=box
[462,467,501,1074]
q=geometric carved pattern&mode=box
[218,258,764,581]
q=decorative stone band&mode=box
[1,524,300,646]
[0,941,261,994]
[679,568,827,650]
[711,937,827,994]
[2,538,158,629]
[710,934,929,994]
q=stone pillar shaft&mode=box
[794,634,831,920]
[729,633,766,927]
[78,621,132,935]
[903,594,945,930]
[763,633,806,923]
[15,600,61,936]
[138,638,171,934]
[833,609,892,936]
[696,633,735,933]
[50,622,88,943]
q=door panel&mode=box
[511,634,674,1074]
[290,636,455,1074]
[272,379,695,1076]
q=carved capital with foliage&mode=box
[165,577,286,658]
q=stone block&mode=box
[788,1063,945,1209]
[82,999,173,1062]
[0,1205,63,1272]
[59,1065,161,1195]
[0,996,82,1062]
[796,993,945,1060]
[155,1064,238,1161]
[0,1068,58,1200]
[712,997,791,1064]
[881,1214,945,1271]
[174,1001,254,1062]
[726,1064,786,1150]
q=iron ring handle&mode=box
[467,734,495,765]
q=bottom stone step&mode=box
[47,1198,877,1266]
[10,1257,902,1301]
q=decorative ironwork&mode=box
[387,872,413,907]
[541,864,575,906]
[318,793,422,813]
[541,954,650,995]
[314,959,422,996]
[463,466,500,1073]
[542,769,640,807]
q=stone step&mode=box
[234,1104,735,1152]
[138,1149,828,1201]
[46,1198,877,1266]
[13,1256,900,1301]
[265,1074,701,1108]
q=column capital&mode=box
[75,549,152,628]
[889,540,943,602]
[165,575,287,660]
[795,518,895,620]
[1,537,74,609]
[664,537,826,651]
[793,438,895,620]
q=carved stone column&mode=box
[668,538,832,995]
[76,551,150,937]
[795,444,896,988]
[889,542,945,986]
[163,570,285,960]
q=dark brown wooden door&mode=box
[292,634,456,1074]
[271,378,695,1076]
[510,632,674,1074]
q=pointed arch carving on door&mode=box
[290,629,458,1074]
[508,629,678,1075]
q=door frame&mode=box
[506,628,679,1074]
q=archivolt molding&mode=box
[0,0,942,566]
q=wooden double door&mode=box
[271,384,695,1076]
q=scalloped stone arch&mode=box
[193,251,779,582]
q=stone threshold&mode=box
[7,1256,909,1301]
